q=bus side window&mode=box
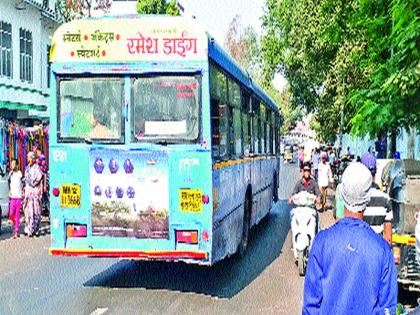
[210,63,229,161]
[252,98,260,155]
[241,90,251,157]
[228,79,242,159]
[260,103,266,155]
[211,98,228,160]
[267,109,273,156]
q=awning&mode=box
[0,101,47,112]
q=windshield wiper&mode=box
[84,137,93,144]
[156,140,168,146]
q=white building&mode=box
[0,0,60,122]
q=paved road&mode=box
[0,162,418,314]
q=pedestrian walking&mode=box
[298,146,305,172]
[8,159,23,238]
[346,146,351,157]
[311,148,320,180]
[23,152,43,237]
[33,144,48,213]
[317,152,333,211]
[303,163,397,314]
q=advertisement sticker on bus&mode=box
[50,17,208,63]
[90,149,169,239]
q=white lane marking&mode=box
[90,308,108,315]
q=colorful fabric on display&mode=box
[0,122,49,176]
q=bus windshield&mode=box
[58,78,124,142]
[132,76,200,142]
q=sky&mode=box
[108,0,287,91]
[179,0,287,91]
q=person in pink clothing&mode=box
[298,146,305,171]
[8,159,23,238]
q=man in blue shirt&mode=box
[303,162,397,315]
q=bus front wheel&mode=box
[238,194,251,257]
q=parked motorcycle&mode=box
[290,191,318,276]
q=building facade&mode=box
[0,0,60,122]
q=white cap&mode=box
[340,162,372,213]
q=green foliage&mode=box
[137,0,180,15]
[224,16,263,81]
[224,15,302,133]
[265,85,303,134]
[261,0,420,141]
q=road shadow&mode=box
[84,199,292,299]
[0,217,50,241]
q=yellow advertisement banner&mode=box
[51,16,208,63]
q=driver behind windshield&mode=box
[289,162,321,205]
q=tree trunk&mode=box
[407,127,415,159]
[388,130,397,158]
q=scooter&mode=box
[290,191,318,276]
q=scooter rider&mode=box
[289,162,322,207]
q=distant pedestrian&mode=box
[303,163,397,314]
[298,146,305,171]
[311,148,320,180]
[8,159,23,238]
[346,146,351,157]
[327,147,336,165]
[317,152,333,211]
[361,151,377,182]
[23,152,43,237]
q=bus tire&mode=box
[238,193,251,257]
[273,172,279,202]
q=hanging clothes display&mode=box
[0,119,49,176]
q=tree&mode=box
[261,0,420,144]
[268,85,303,134]
[55,0,112,22]
[349,0,420,138]
[137,0,180,15]
[224,15,301,134]
[224,15,263,82]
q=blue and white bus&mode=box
[48,15,281,265]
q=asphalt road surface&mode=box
[0,162,418,314]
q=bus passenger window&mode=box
[211,99,228,160]
[242,111,250,157]
[233,107,242,157]
[58,78,123,142]
[132,76,200,141]
[252,99,260,154]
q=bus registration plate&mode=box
[60,184,81,208]
[179,189,202,212]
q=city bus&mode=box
[48,15,281,265]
